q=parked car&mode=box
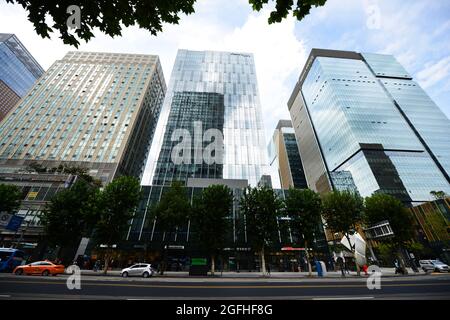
[13,261,65,276]
[419,260,449,272]
[121,263,155,278]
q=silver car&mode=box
[419,260,449,272]
[121,263,155,278]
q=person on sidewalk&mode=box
[362,264,369,276]
[337,256,345,277]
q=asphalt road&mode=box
[1,273,449,300]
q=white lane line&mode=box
[0,295,11,298]
[313,296,375,300]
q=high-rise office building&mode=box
[147,49,270,186]
[289,49,450,204]
[268,120,307,189]
[0,51,166,183]
[0,33,44,121]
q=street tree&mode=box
[322,190,364,275]
[284,188,322,276]
[93,176,141,274]
[41,178,100,263]
[6,0,327,47]
[191,185,233,275]
[430,191,448,200]
[364,193,415,274]
[249,0,327,23]
[0,184,22,214]
[149,181,191,275]
[240,185,283,276]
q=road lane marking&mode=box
[2,280,450,290]
[313,296,374,300]
[0,295,11,298]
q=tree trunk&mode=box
[397,248,409,275]
[260,246,267,276]
[355,260,361,276]
[103,252,110,275]
[211,255,215,276]
[346,234,360,276]
[304,240,312,277]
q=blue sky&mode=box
[1,0,449,183]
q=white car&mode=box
[419,260,449,273]
[121,263,155,278]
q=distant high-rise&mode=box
[289,49,450,204]
[147,49,271,186]
[268,120,307,189]
[0,33,44,121]
[0,51,166,183]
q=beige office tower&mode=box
[268,120,307,189]
[0,51,166,183]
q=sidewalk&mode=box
[80,267,427,279]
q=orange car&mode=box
[13,261,65,276]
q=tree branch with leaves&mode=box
[322,190,364,276]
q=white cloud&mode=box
[417,56,450,89]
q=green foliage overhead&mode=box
[149,181,191,237]
[6,0,196,47]
[6,0,326,47]
[284,188,322,246]
[191,185,233,255]
[239,185,283,250]
[322,190,364,236]
[94,176,142,246]
[41,179,100,247]
[364,193,414,247]
[0,184,22,214]
[249,0,327,23]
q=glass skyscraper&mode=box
[0,51,166,183]
[145,49,270,186]
[289,49,450,204]
[0,33,44,121]
[268,120,307,189]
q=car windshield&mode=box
[433,261,446,265]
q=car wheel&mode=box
[42,270,50,276]
[15,269,23,276]
[143,271,150,278]
[122,271,128,278]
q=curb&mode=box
[78,272,430,279]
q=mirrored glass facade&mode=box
[144,50,271,186]
[0,34,44,121]
[289,49,450,204]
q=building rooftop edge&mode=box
[287,49,363,110]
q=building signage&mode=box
[6,215,24,231]
[281,247,305,251]
[0,212,12,227]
